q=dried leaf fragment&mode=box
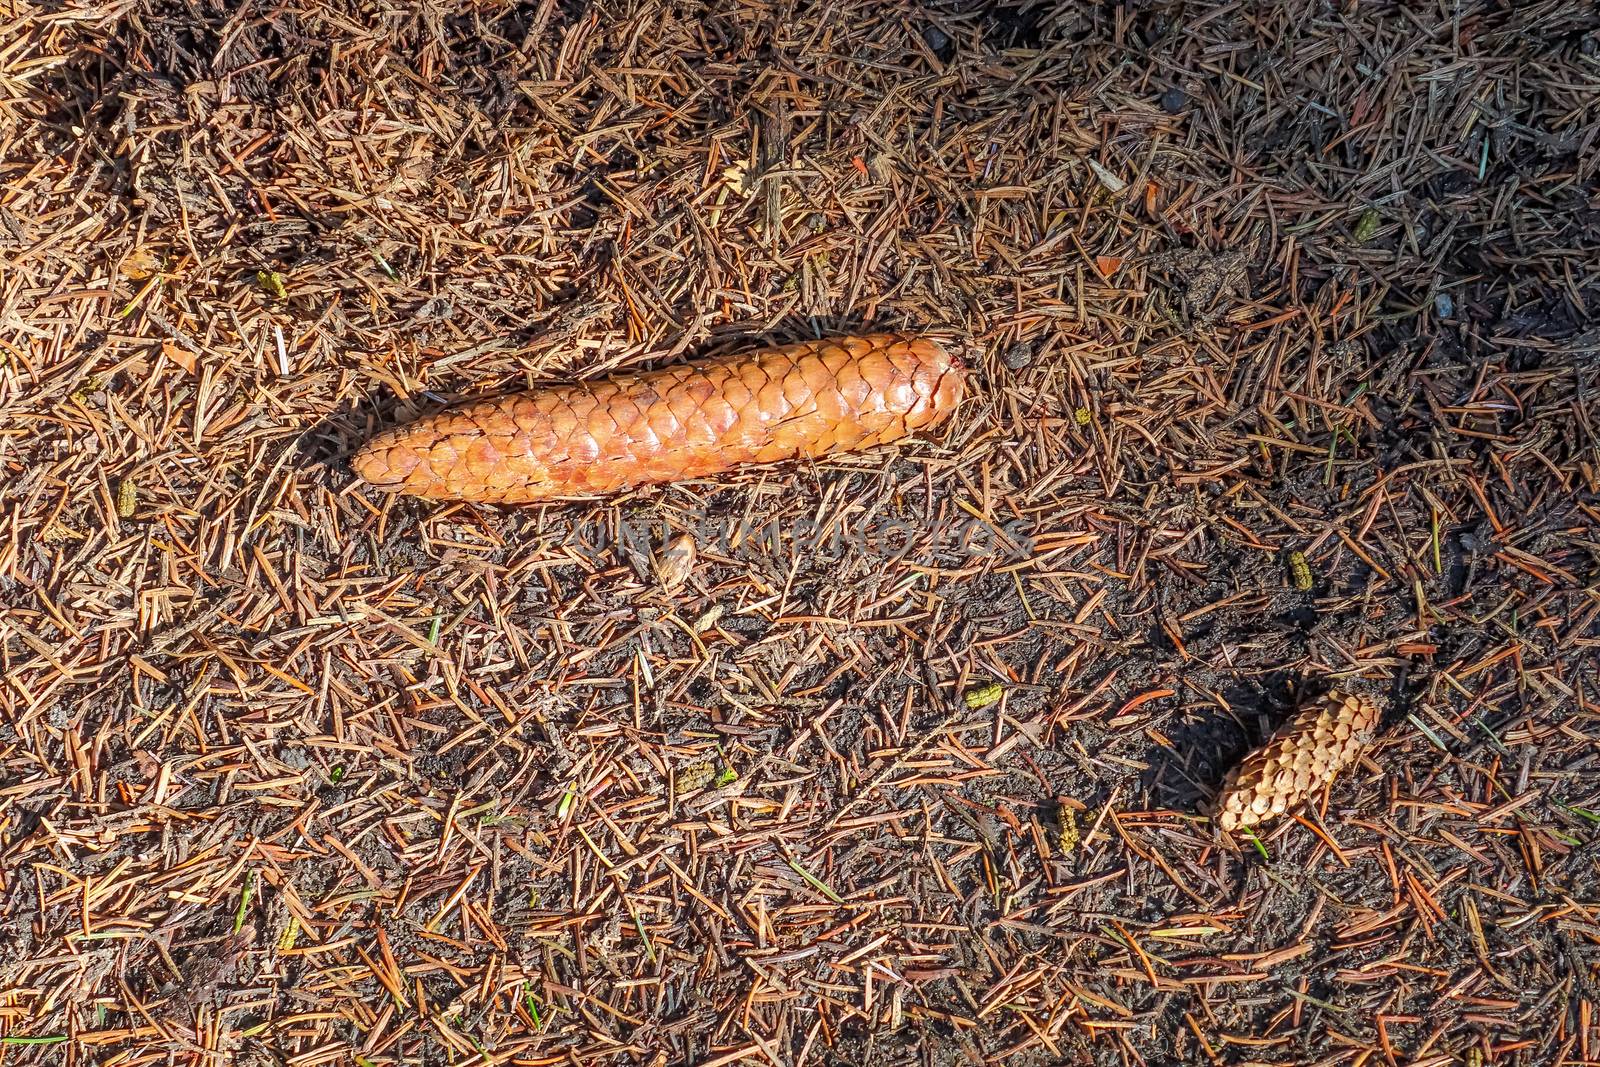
[162,338,198,375]
[655,533,696,592]
[721,163,753,196]
[40,521,86,543]
[122,245,166,280]
[1214,689,1381,834]
[1086,158,1127,194]
[693,604,724,633]
[1353,208,1380,244]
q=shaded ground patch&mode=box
[1,0,1598,1064]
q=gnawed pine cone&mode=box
[1215,689,1381,834]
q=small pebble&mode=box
[1435,292,1454,318]
[922,25,953,59]
[412,296,454,324]
[1160,86,1187,114]
[1002,342,1034,369]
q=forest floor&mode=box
[2,1,1599,1064]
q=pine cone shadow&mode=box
[1138,681,1293,816]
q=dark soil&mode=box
[1,0,1598,1064]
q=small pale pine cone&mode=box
[1215,689,1381,834]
